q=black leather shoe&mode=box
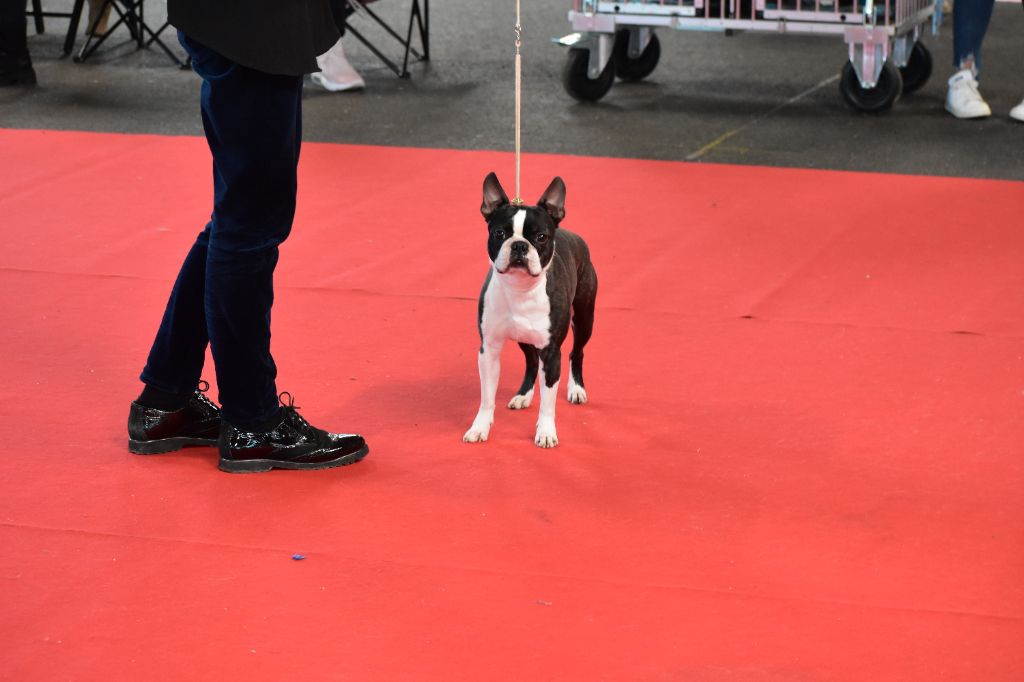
[128,382,221,454]
[218,393,369,473]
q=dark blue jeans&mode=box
[953,0,996,72]
[140,32,303,429]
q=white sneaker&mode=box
[312,40,365,92]
[945,69,991,119]
[1010,98,1024,122]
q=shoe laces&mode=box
[953,71,981,95]
[279,392,312,429]
[194,380,219,410]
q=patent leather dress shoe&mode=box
[218,393,369,473]
[128,384,221,454]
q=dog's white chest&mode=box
[481,273,552,349]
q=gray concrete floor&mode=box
[3,0,1023,179]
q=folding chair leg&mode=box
[144,20,188,68]
[419,0,429,61]
[133,0,143,47]
[345,24,404,77]
[402,0,429,77]
[340,0,430,78]
[74,0,186,68]
[31,0,45,34]
[64,0,86,55]
[360,2,424,60]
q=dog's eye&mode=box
[536,234,548,243]
[494,230,505,241]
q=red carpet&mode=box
[1,128,1022,680]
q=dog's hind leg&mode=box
[508,343,538,409]
[568,263,597,404]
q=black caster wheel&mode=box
[613,29,661,81]
[562,47,615,102]
[898,41,932,94]
[839,60,903,113]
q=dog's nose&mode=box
[511,241,529,255]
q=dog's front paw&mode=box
[508,389,534,410]
[534,422,559,448]
[463,414,493,443]
[463,425,490,443]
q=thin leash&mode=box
[513,0,523,206]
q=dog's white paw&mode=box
[508,389,533,410]
[566,383,587,405]
[463,408,494,443]
[463,426,489,443]
[534,432,558,448]
[534,422,559,448]
[463,416,492,443]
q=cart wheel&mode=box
[613,30,661,81]
[562,47,615,102]
[898,42,932,94]
[839,60,903,113]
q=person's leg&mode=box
[197,52,304,430]
[313,0,365,92]
[133,32,367,469]
[0,0,36,86]
[312,40,365,92]
[946,0,995,119]
[952,0,996,73]
[138,30,300,423]
[138,226,213,403]
[201,56,369,472]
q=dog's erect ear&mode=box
[537,177,566,224]
[481,172,510,220]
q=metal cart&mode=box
[558,0,939,112]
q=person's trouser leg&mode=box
[140,227,212,396]
[0,0,30,64]
[952,0,996,71]
[141,33,303,429]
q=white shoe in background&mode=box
[312,39,366,92]
[945,69,991,119]
[1010,98,1024,122]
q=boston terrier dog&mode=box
[463,172,598,448]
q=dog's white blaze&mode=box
[512,209,526,238]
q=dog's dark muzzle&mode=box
[509,241,530,265]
